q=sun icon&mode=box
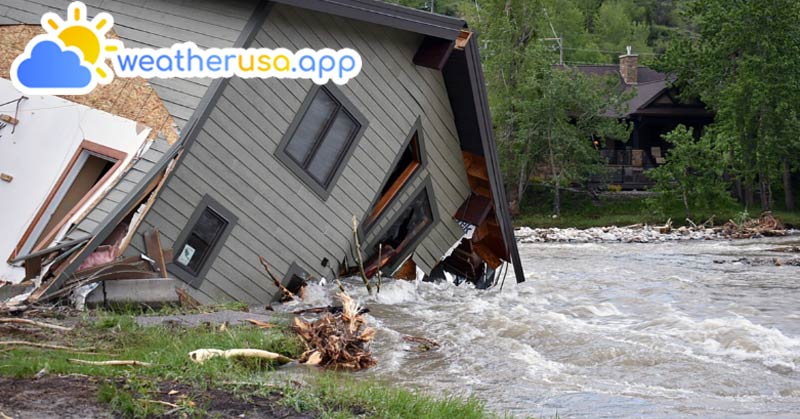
[40,1,122,83]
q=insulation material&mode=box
[0,25,178,144]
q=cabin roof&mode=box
[17,0,524,295]
[570,64,674,117]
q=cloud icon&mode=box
[15,40,92,90]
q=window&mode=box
[170,195,237,286]
[363,181,436,274]
[364,119,424,229]
[277,84,368,199]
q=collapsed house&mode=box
[0,0,524,307]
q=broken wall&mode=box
[0,78,150,282]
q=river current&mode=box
[294,235,800,418]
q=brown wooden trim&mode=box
[8,140,127,263]
[365,134,421,226]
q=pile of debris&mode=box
[516,213,792,244]
[515,224,725,243]
[1,228,172,315]
[292,292,376,370]
[720,212,787,239]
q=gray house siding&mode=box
[0,0,255,128]
[127,3,471,303]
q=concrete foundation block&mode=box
[86,278,182,306]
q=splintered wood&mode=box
[292,292,376,370]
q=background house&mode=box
[575,48,714,190]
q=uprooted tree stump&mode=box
[292,292,376,371]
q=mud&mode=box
[0,376,315,419]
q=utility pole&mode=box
[542,8,564,66]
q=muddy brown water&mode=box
[291,235,800,418]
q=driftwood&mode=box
[351,216,373,294]
[0,340,94,353]
[68,359,152,367]
[188,348,293,365]
[245,319,275,329]
[175,287,201,309]
[659,218,673,234]
[0,317,72,331]
[402,335,440,351]
[140,399,179,409]
[258,256,297,301]
[720,212,786,239]
[292,305,369,316]
[292,292,376,370]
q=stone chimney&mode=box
[619,46,638,84]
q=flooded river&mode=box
[300,235,800,418]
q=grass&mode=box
[515,184,800,229]
[279,373,491,419]
[0,310,499,419]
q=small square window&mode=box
[277,85,368,200]
[170,195,237,287]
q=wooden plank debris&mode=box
[144,229,168,275]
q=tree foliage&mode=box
[459,0,630,215]
[646,126,735,219]
[657,0,800,211]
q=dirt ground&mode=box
[0,376,316,419]
[0,376,112,419]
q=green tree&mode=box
[658,0,800,211]
[387,0,460,15]
[647,126,735,219]
[517,61,630,215]
[593,0,652,62]
[459,0,631,215]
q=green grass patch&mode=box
[293,373,491,419]
[515,184,800,229]
[0,312,502,418]
[0,313,303,383]
[92,300,250,317]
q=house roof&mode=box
[21,0,525,296]
[569,64,673,117]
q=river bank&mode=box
[515,224,800,243]
[0,307,492,419]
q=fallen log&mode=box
[187,348,293,365]
[402,335,440,351]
